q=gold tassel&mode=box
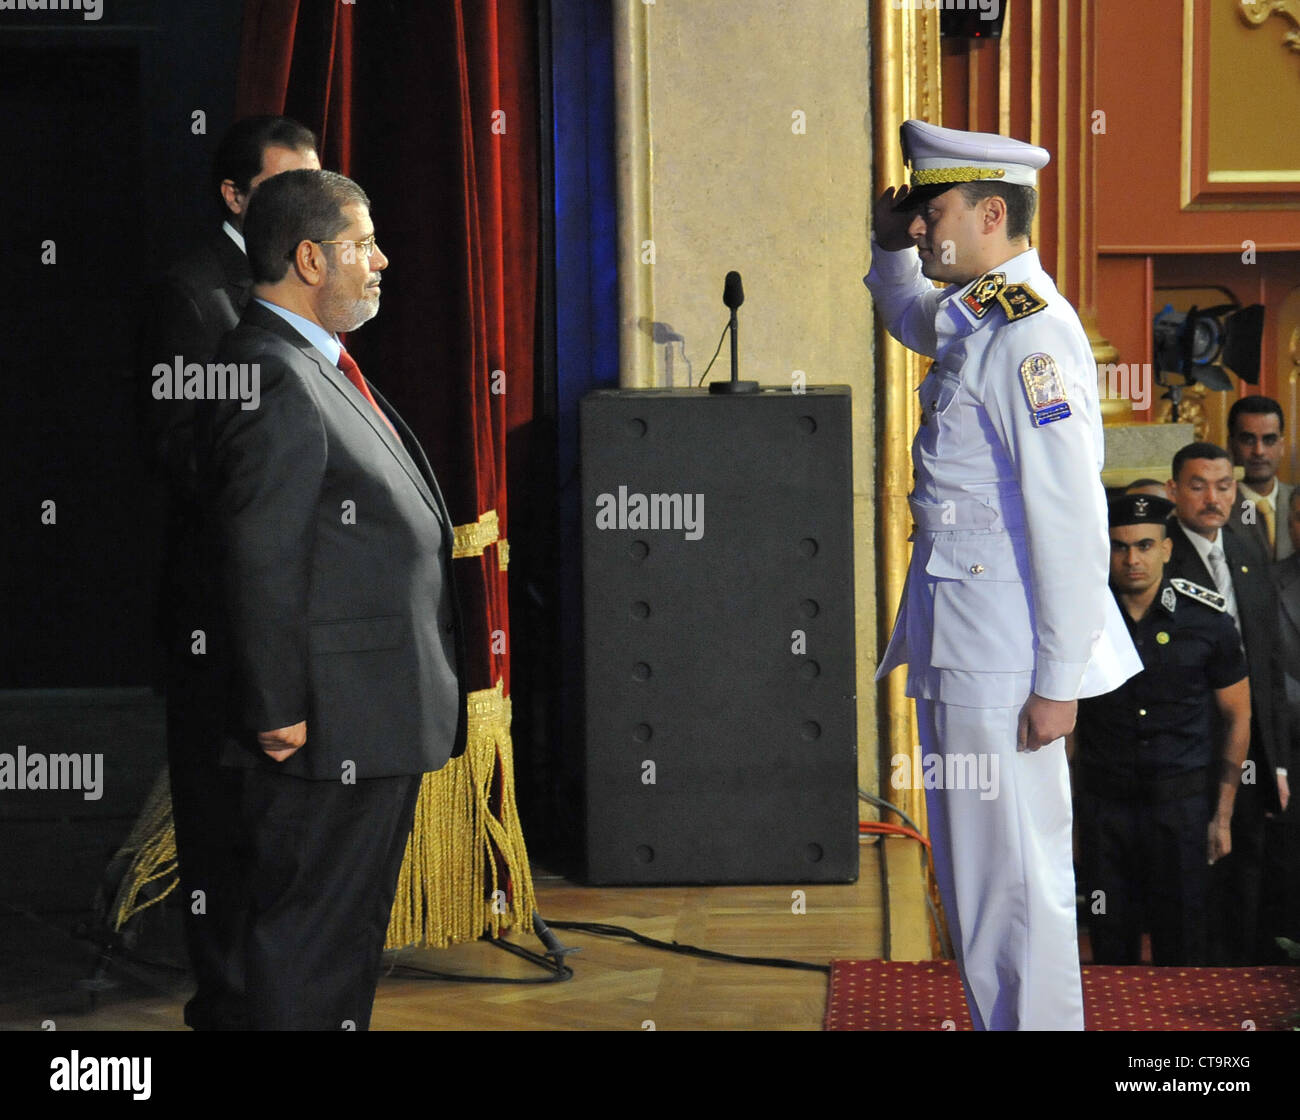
[385,679,536,948]
[109,768,180,929]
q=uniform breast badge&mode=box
[1018,353,1071,427]
[1161,585,1177,613]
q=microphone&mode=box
[710,270,759,394]
[723,270,744,310]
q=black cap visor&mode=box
[893,181,964,212]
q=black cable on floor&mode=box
[543,919,831,974]
[384,932,574,985]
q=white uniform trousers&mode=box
[916,698,1085,1030]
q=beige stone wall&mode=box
[613,0,878,796]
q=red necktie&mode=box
[337,347,401,442]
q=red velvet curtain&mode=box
[234,0,538,699]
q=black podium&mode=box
[579,387,858,884]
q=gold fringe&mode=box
[912,166,1007,185]
[385,679,535,948]
[110,683,535,952]
[110,768,180,929]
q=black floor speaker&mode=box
[580,387,858,884]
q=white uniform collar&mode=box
[936,247,1044,343]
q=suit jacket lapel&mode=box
[1279,559,1300,627]
[1170,519,1214,586]
[244,303,443,522]
[368,382,455,540]
[213,229,253,310]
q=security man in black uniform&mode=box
[1074,494,1251,965]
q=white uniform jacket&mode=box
[866,245,1141,708]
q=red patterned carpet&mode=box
[824,960,1300,1030]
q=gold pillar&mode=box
[871,0,941,847]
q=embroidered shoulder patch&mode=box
[1171,577,1226,612]
[999,282,1048,321]
[1018,353,1072,427]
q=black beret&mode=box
[1109,493,1175,528]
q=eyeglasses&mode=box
[311,233,379,260]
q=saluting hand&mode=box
[873,186,918,252]
[258,721,307,762]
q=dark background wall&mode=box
[2,0,242,689]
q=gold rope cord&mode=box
[110,681,535,949]
[911,166,1007,185]
[452,509,509,572]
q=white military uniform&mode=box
[866,120,1141,1031]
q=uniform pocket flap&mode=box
[309,615,404,654]
[923,532,1026,581]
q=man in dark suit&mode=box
[1278,489,1300,748]
[144,116,320,477]
[1271,488,1300,952]
[198,168,466,1030]
[140,116,320,1031]
[1165,441,1291,964]
[1228,396,1294,562]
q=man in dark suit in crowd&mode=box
[198,169,466,1030]
[1271,487,1300,950]
[140,116,320,1031]
[1228,396,1294,562]
[1165,441,1291,964]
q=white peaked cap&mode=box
[901,119,1050,190]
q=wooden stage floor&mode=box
[0,838,932,1032]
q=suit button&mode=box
[969,564,985,575]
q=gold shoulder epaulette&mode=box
[959,273,1048,322]
[999,282,1048,321]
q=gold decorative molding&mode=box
[1157,381,1210,442]
[1183,1,1300,208]
[1238,0,1300,54]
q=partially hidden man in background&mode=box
[865,120,1141,1030]
[196,169,467,1029]
[1164,440,1291,965]
[139,116,319,1030]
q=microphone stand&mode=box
[709,302,759,395]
